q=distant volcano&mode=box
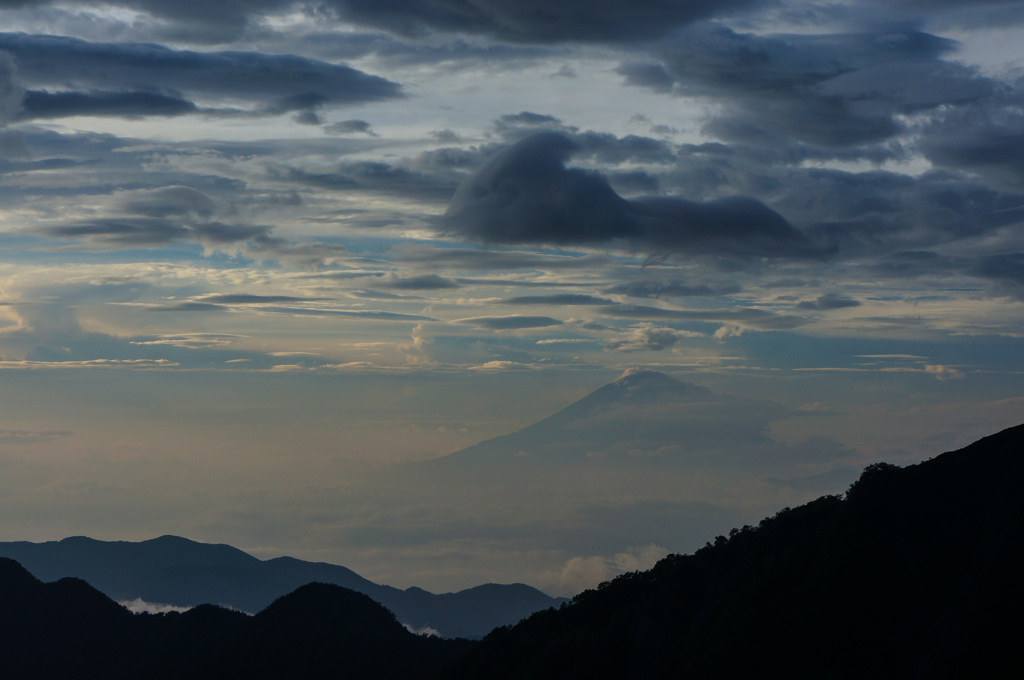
[431,369,791,468]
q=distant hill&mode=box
[436,423,1024,679]
[0,559,471,680]
[0,535,564,639]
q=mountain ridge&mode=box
[0,534,564,639]
[0,557,472,680]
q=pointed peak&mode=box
[613,368,681,387]
[600,369,712,403]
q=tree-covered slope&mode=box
[436,423,1024,679]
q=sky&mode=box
[0,0,1023,596]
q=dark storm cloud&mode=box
[604,279,742,298]
[442,132,819,259]
[2,0,762,46]
[492,113,678,166]
[607,170,660,195]
[796,293,861,310]
[377,274,460,290]
[0,0,289,43]
[970,253,1024,298]
[572,131,677,165]
[919,108,1024,187]
[17,89,199,120]
[323,0,759,44]
[459,315,564,330]
[861,0,1024,30]
[865,251,966,279]
[0,33,402,116]
[795,169,1024,256]
[621,25,996,152]
[501,294,614,306]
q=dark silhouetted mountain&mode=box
[0,558,139,677]
[233,583,471,678]
[435,423,1024,679]
[0,561,471,680]
[0,534,563,638]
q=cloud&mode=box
[502,294,614,306]
[323,119,379,136]
[920,107,1024,187]
[146,302,227,313]
[274,160,457,201]
[554,544,668,592]
[494,111,565,132]
[114,187,218,220]
[17,89,199,120]
[391,243,613,271]
[119,598,192,615]
[0,429,72,444]
[458,315,564,330]
[769,166,1024,259]
[0,52,25,126]
[35,218,272,249]
[604,279,742,298]
[600,304,811,330]
[324,0,759,44]
[468,360,541,371]
[970,253,1024,298]
[22,180,358,268]
[442,132,818,259]
[0,32,403,117]
[198,294,325,304]
[131,333,243,348]
[796,293,861,310]
[492,113,677,165]
[36,218,192,246]
[0,0,293,43]
[259,306,437,321]
[924,364,965,380]
[376,274,460,290]
[606,324,700,352]
[621,25,996,152]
